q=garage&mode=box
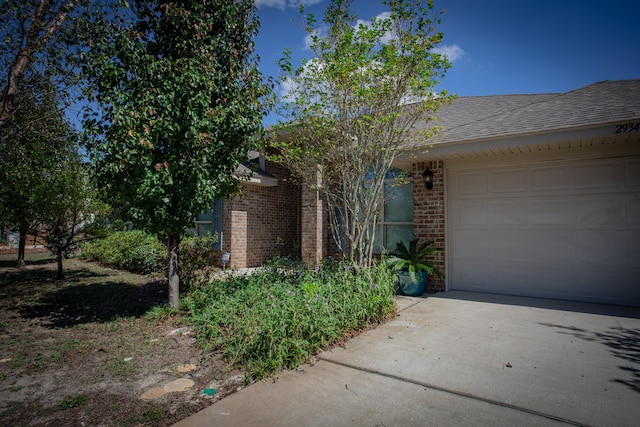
[447,156,640,306]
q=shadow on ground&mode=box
[15,280,167,328]
[433,290,640,319]
[432,291,640,394]
[538,322,640,394]
[0,257,56,268]
[0,257,168,328]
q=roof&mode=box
[406,79,640,150]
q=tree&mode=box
[40,153,108,279]
[271,0,453,267]
[0,75,75,268]
[0,0,127,130]
[83,0,271,308]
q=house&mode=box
[212,79,640,307]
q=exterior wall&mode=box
[412,160,446,293]
[0,228,48,254]
[301,170,329,265]
[222,161,301,268]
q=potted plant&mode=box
[386,239,444,296]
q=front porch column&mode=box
[413,160,446,292]
[301,170,327,265]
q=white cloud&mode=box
[354,12,393,44]
[304,27,326,50]
[255,0,323,9]
[432,44,465,62]
[278,58,326,100]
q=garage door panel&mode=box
[627,195,640,224]
[530,200,574,224]
[490,202,528,225]
[531,165,571,191]
[448,156,640,306]
[624,158,640,186]
[575,161,617,190]
[489,230,529,261]
[529,230,574,262]
[456,202,488,225]
[452,230,489,259]
[452,263,490,291]
[489,266,533,294]
[491,168,526,193]
[457,172,488,195]
[626,230,640,263]
[577,197,626,225]
[574,230,628,264]
[527,268,576,299]
[576,270,639,305]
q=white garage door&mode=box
[448,156,640,306]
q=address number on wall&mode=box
[614,122,640,133]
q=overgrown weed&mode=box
[184,259,396,379]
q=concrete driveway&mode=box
[175,291,640,427]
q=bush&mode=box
[178,235,219,293]
[184,259,396,379]
[82,230,166,274]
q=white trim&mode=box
[396,123,640,167]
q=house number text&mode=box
[614,122,640,133]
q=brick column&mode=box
[413,160,446,292]
[301,170,327,266]
[228,209,247,268]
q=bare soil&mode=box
[0,254,247,426]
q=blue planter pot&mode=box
[397,271,428,296]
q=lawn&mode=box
[0,254,245,426]
[0,252,397,426]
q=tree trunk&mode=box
[17,228,27,269]
[167,232,181,309]
[56,248,64,280]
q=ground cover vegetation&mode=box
[1,240,397,425]
[185,257,397,379]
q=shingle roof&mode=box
[407,79,640,149]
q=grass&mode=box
[0,252,398,425]
[58,395,86,410]
[185,258,397,379]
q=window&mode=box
[377,178,413,252]
[363,168,413,253]
[193,199,223,250]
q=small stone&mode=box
[141,387,166,400]
[167,327,190,336]
[164,378,195,393]
[177,363,197,373]
[0,358,12,363]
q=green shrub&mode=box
[184,259,396,379]
[178,235,219,293]
[82,230,166,274]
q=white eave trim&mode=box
[398,121,640,163]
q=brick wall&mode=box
[222,161,301,268]
[300,170,329,266]
[412,160,446,292]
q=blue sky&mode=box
[255,0,640,125]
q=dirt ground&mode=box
[0,254,248,426]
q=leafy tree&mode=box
[271,0,453,266]
[40,153,108,279]
[83,0,271,308]
[0,75,75,268]
[1,0,89,128]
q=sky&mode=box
[254,0,640,126]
